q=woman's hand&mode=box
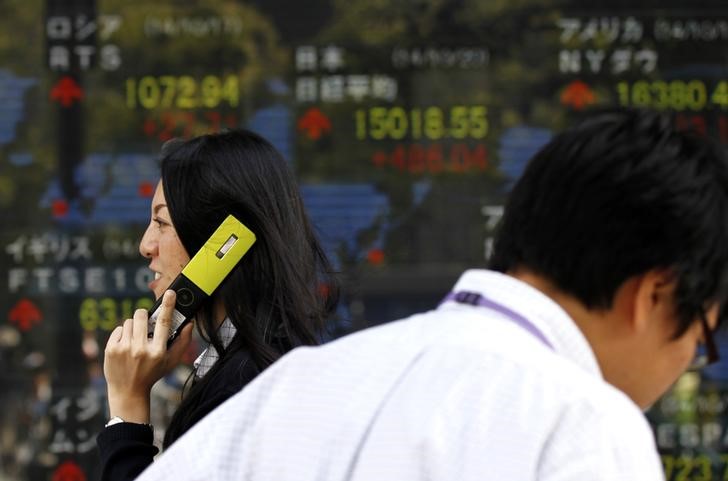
[103,290,193,423]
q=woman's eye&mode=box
[153,218,167,228]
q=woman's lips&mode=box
[148,271,162,293]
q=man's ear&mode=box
[631,269,676,334]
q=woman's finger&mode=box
[152,290,177,351]
[106,326,123,348]
[121,318,134,346]
[132,308,150,349]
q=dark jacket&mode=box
[97,349,259,481]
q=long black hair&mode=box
[159,129,339,446]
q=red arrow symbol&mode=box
[52,199,69,218]
[50,76,84,107]
[9,299,43,332]
[367,248,385,265]
[143,118,157,137]
[560,80,596,111]
[138,181,155,198]
[52,461,87,481]
[297,107,332,140]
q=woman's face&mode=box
[139,181,191,299]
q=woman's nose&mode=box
[139,225,157,259]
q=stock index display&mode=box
[0,1,727,479]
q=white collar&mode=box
[193,317,237,379]
[441,269,603,378]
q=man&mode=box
[138,109,728,480]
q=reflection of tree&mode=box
[292,0,573,273]
[317,0,571,137]
[0,2,43,69]
[0,0,289,220]
[88,0,289,150]
[0,1,52,220]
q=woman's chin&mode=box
[149,279,163,300]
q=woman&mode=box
[97,129,339,480]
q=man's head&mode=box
[489,108,728,407]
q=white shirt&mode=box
[193,317,236,378]
[139,269,665,481]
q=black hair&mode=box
[159,129,339,446]
[489,108,728,338]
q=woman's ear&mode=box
[631,269,677,334]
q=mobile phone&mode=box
[147,214,256,348]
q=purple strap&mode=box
[442,291,554,350]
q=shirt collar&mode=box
[193,317,237,379]
[442,269,602,378]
